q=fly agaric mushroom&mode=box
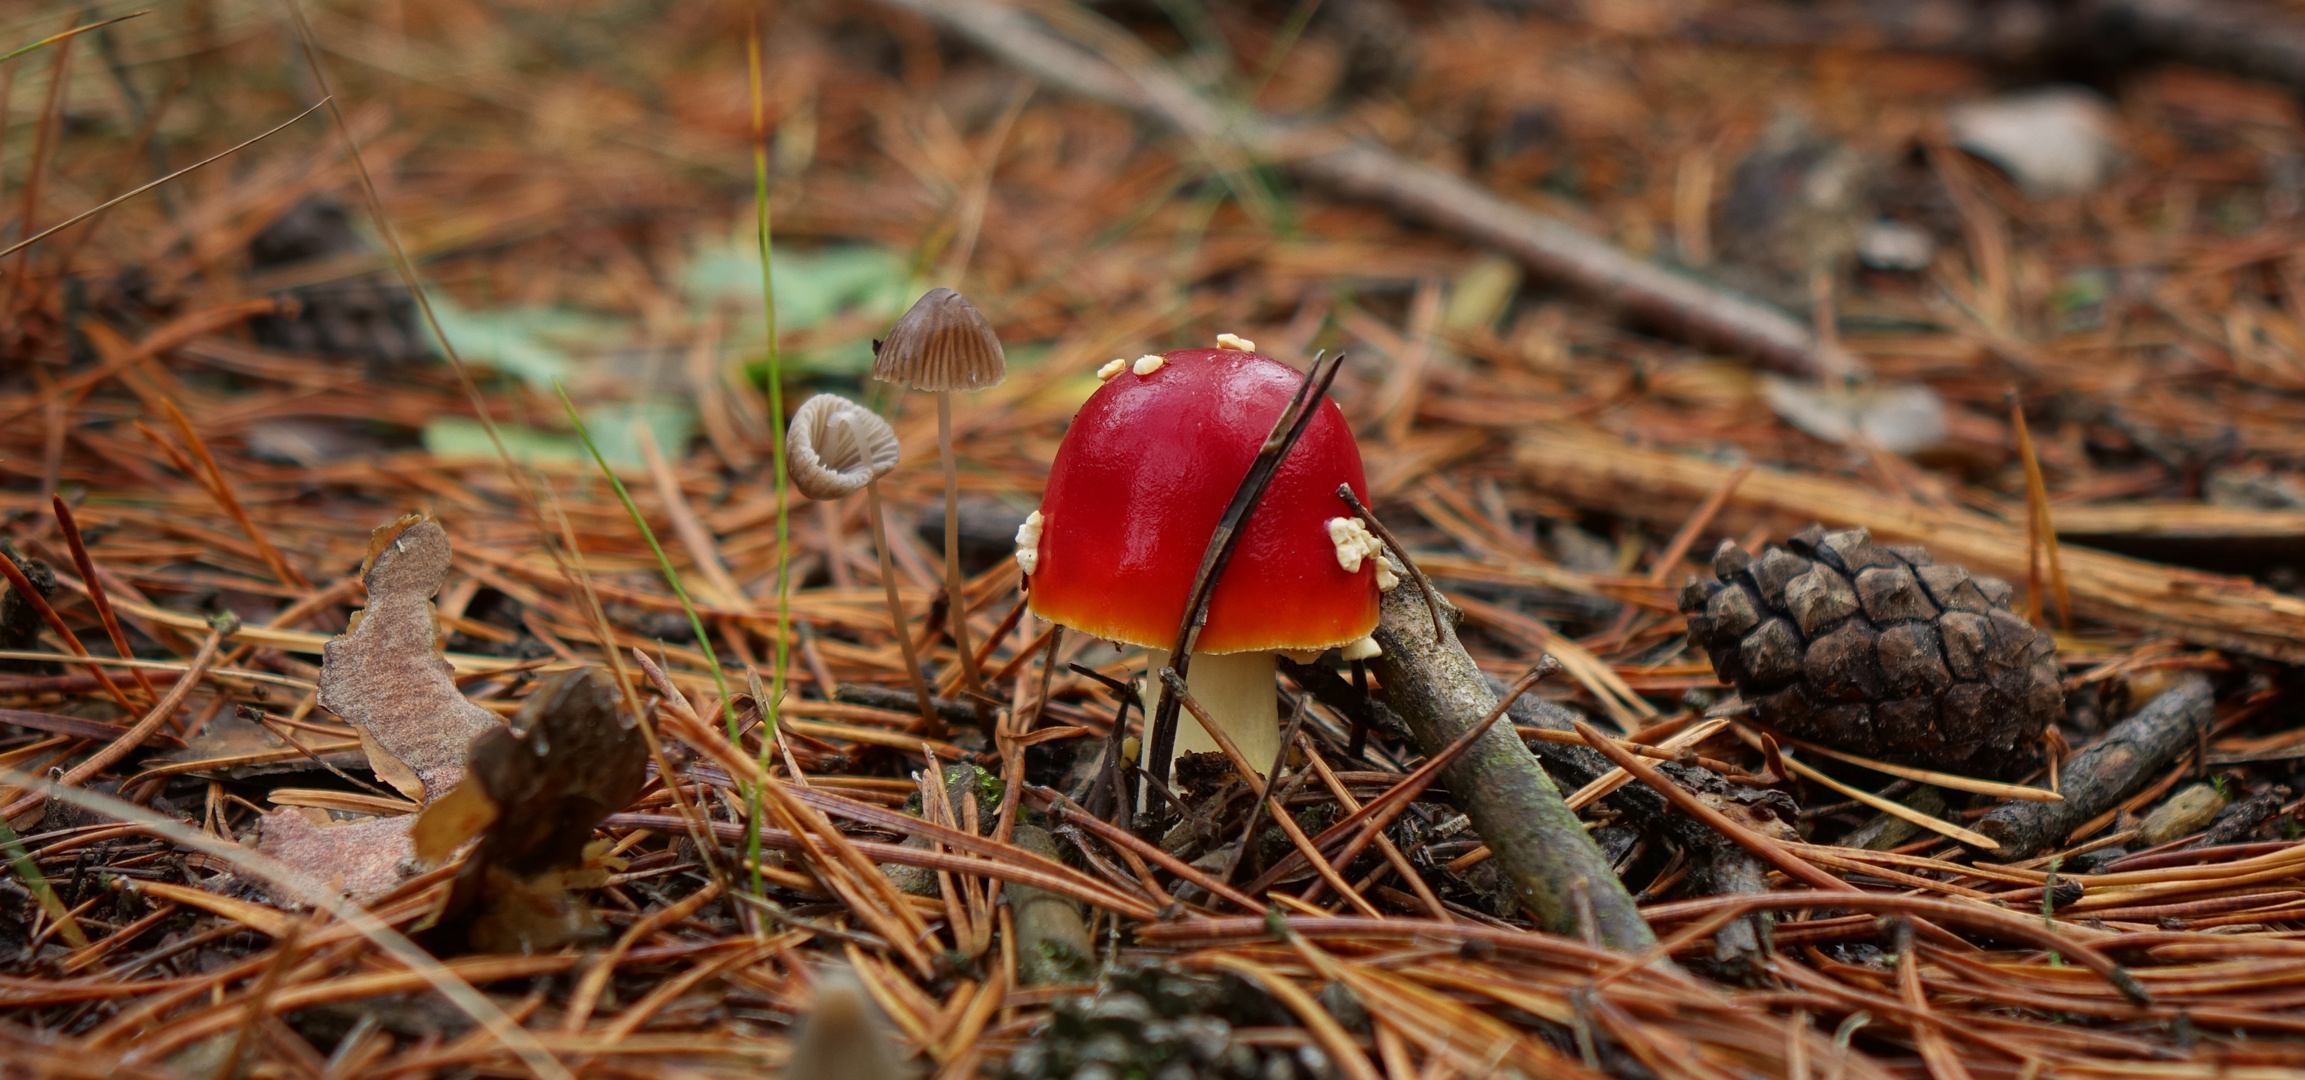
[872,288,1006,696]
[1022,336,1394,782]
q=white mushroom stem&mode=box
[867,480,939,734]
[937,393,982,692]
[1139,649,1280,786]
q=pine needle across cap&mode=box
[872,287,1007,391]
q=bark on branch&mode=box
[1283,661,1778,968]
[1972,674,2215,859]
[1357,578,1657,950]
[878,0,1841,380]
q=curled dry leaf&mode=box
[264,515,504,900]
[318,514,500,801]
[413,666,648,952]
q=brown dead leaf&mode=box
[416,666,648,952]
[319,514,499,800]
[254,809,416,902]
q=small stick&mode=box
[1295,733,1453,921]
[951,592,1031,692]
[1346,658,1369,757]
[1081,687,1133,826]
[886,0,1838,379]
[48,498,156,706]
[866,480,940,736]
[1754,738,2000,850]
[1335,484,1446,638]
[1515,726,1740,773]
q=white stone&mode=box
[1096,358,1127,381]
[1216,332,1255,352]
[1948,87,2121,198]
[1856,219,1936,271]
[1132,354,1166,377]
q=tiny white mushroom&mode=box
[1096,358,1127,381]
[1132,354,1166,377]
[1215,332,1256,352]
[1014,509,1045,575]
[1340,635,1382,661]
[787,394,901,501]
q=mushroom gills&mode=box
[1137,648,1281,786]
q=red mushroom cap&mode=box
[1027,348,1378,654]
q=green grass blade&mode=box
[748,29,795,898]
[1,12,145,67]
[554,385,737,739]
[1,817,83,948]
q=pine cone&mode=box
[1680,525,2061,773]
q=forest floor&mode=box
[6,1,2305,1078]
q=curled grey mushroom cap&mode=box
[786,394,901,501]
[871,287,1007,391]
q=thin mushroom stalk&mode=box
[871,287,1009,700]
[937,390,978,693]
[866,479,937,734]
[785,394,937,733]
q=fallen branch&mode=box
[1359,568,1657,950]
[1283,658,1778,967]
[880,0,1838,380]
[1515,428,2305,662]
[1972,675,2215,859]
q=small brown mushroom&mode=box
[871,287,1008,696]
[785,393,936,732]
[870,287,1007,391]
